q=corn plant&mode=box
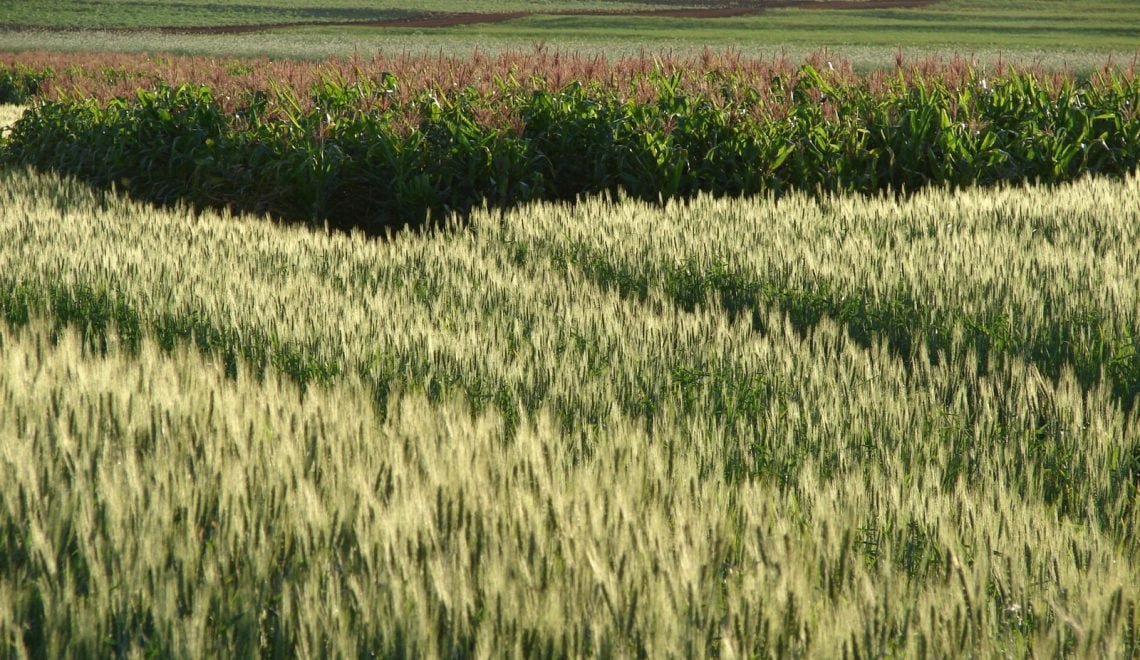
[3,51,1138,232]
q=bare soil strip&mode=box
[0,0,943,35]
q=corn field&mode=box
[3,50,1139,232]
[1,164,1138,656]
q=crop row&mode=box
[2,50,1138,231]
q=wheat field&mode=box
[1,167,1138,656]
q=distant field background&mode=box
[1,0,1138,70]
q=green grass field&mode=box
[424,0,1140,52]
[0,0,649,29]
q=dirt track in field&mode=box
[1,0,943,35]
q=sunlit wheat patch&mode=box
[0,167,1138,656]
[0,104,24,138]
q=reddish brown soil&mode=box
[1,0,943,35]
